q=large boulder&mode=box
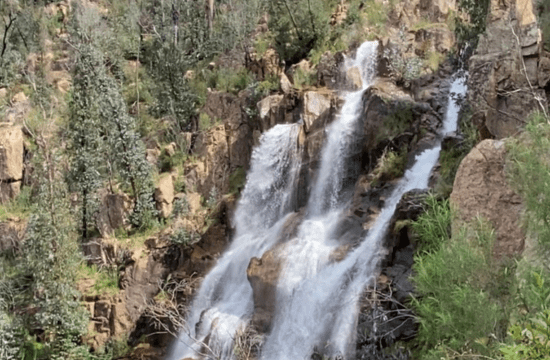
[302,90,333,133]
[450,140,524,257]
[257,94,285,132]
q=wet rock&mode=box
[345,66,363,91]
[317,51,345,89]
[303,91,332,133]
[450,139,524,256]
[257,94,285,132]
[247,248,281,332]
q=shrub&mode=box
[507,113,550,251]
[170,228,199,247]
[267,0,331,64]
[412,218,503,355]
[411,195,451,254]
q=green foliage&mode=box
[292,67,316,89]
[3,153,90,359]
[68,44,157,234]
[376,103,413,143]
[411,195,451,254]
[170,227,199,247]
[507,113,550,250]
[455,0,490,47]
[267,0,332,64]
[371,147,407,185]
[257,74,280,97]
[172,196,189,218]
[412,217,503,355]
[0,185,33,221]
[539,0,550,51]
[229,167,247,195]
[363,0,389,30]
[500,267,550,359]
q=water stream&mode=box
[168,123,303,360]
[168,38,467,360]
[262,73,467,359]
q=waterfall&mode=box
[309,41,378,215]
[167,124,303,360]
[262,73,468,359]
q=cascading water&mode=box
[167,124,303,360]
[262,73,468,359]
[309,41,378,215]
[261,41,380,359]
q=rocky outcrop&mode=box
[185,125,230,199]
[96,191,132,238]
[155,174,175,218]
[247,248,281,332]
[468,0,548,139]
[302,90,334,133]
[450,139,524,256]
[0,124,24,203]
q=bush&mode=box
[170,228,199,247]
[412,218,503,355]
[267,0,332,64]
[507,113,550,251]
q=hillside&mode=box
[1,0,550,359]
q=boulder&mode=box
[247,248,282,332]
[280,72,293,95]
[186,192,202,214]
[345,66,363,91]
[257,94,285,132]
[303,91,332,133]
[450,140,524,257]
[155,174,175,218]
[96,191,132,238]
[0,181,21,203]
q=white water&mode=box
[168,124,303,360]
[262,74,468,359]
[309,41,378,215]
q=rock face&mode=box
[96,191,132,238]
[468,0,547,139]
[0,125,24,203]
[247,248,281,332]
[302,90,333,133]
[155,174,175,218]
[450,140,524,257]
